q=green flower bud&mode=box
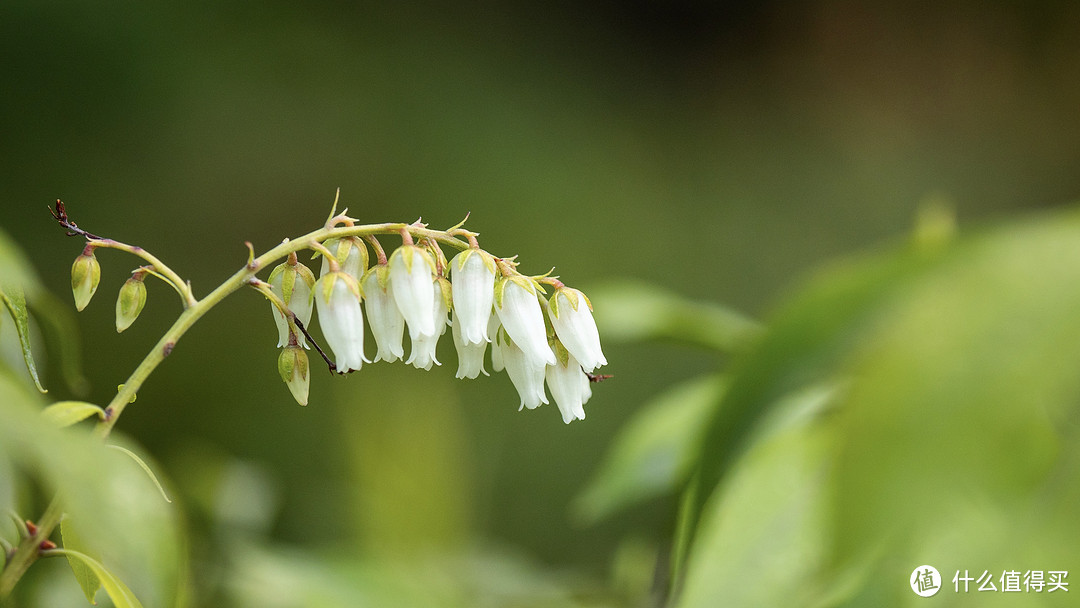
[278,345,309,406]
[115,275,147,333]
[70,249,101,311]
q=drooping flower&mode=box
[406,277,451,370]
[268,256,316,348]
[389,244,437,340]
[450,249,496,345]
[71,247,100,312]
[320,236,368,280]
[494,276,555,366]
[501,334,549,410]
[545,341,590,424]
[452,311,489,379]
[278,345,310,406]
[362,265,405,363]
[115,274,147,333]
[548,286,606,372]
[314,270,368,372]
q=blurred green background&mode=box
[3,1,1080,606]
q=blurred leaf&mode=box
[62,517,102,604]
[677,244,944,573]
[590,279,761,351]
[42,401,105,427]
[0,226,42,295]
[676,388,832,608]
[30,291,90,395]
[107,445,172,504]
[56,548,144,608]
[826,210,1080,596]
[575,374,726,524]
[0,374,184,606]
[0,284,46,393]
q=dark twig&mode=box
[50,199,102,241]
[586,372,613,383]
[291,316,338,374]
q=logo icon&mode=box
[911,565,941,597]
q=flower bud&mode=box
[115,274,147,333]
[278,345,310,406]
[268,257,316,348]
[70,249,101,311]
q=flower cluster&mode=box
[267,229,607,423]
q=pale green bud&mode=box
[278,345,310,406]
[70,249,101,311]
[115,275,147,333]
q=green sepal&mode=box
[319,271,362,303]
[493,277,507,310]
[436,276,453,311]
[281,265,296,306]
[363,264,392,292]
[391,244,437,277]
[552,338,571,368]
[278,345,310,406]
[42,401,106,427]
[294,261,316,288]
[454,248,476,271]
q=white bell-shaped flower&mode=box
[452,312,489,379]
[450,249,496,345]
[320,237,368,279]
[495,277,555,366]
[548,287,606,372]
[389,245,437,339]
[501,335,549,410]
[406,277,451,370]
[314,271,369,373]
[545,343,590,424]
[268,259,315,348]
[362,265,404,363]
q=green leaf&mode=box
[574,374,725,524]
[107,445,172,503]
[42,401,105,427]
[676,399,832,608]
[827,211,1080,580]
[0,284,46,393]
[675,246,943,573]
[28,291,89,394]
[56,548,144,608]
[61,518,102,604]
[589,279,762,352]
